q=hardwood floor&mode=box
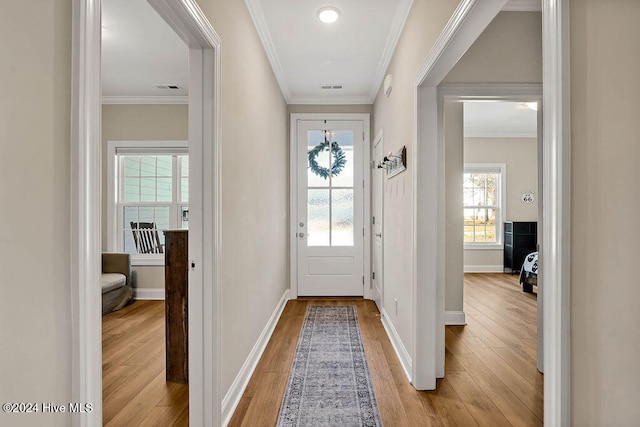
[102,274,540,426]
[229,273,542,426]
[102,300,188,426]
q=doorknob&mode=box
[299,232,305,238]
[375,233,382,237]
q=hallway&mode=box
[229,273,542,426]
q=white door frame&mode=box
[289,113,372,299]
[438,82,543,369]
[372,130,385,312]
[412,1,570,426]
[70,0,222,425]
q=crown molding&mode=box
[287,95,373,105]
[464,130,538,138]
[368,0,415,102]
[244,0,291,102]
[101,95,189,104]
[502,0,542,12]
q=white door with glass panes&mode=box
[297,120,365,296]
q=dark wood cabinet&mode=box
[163,229,188,383]
[504,221,537,274]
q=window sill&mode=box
[131,254,165,267]
[464,243,503,251]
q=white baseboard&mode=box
[445,311,466,325]
[380,308,412,382]
[463,265,504,273]
[222,289,290,426]
[133,288,165,300]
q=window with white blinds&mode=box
[108,141,188,265]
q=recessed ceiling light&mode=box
[317,6,341,24]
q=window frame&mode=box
[463,163,506,250]
[107,140,188,266]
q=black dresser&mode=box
[504,221,537,274]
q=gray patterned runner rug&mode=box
[277,305,382,427]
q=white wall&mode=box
[102,104,189,291]
[373,0,462,363]
[194,0,289,397]
[0,1,73,426]
[463,137,538,271]
[570,1,640,424]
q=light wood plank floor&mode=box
[229,273,542,426]
[102,300,188,427]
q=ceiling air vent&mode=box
[155,84,181,90]
[320,84,343,90]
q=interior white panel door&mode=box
[297,120,365,296]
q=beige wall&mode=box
[373,0,462,355]
[0,1,73,426]
[570,1,640,425]
[101,104,189,290]
[444,102,464,312]
[195,0,289,396]
[443,11,542,84]
[464,137,538,270]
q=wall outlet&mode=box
[394,299,398,315]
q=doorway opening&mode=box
[71,0,221,424]
[101,0,191,422]
[443,96,544,423]
[411,2,570,425]
[289,113,372,299]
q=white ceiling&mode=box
[100,0,541,109]
[464,101,538,138]
[101,0,188,103]
[248,0,412,104]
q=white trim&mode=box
[380,308,412,382]
[412,0,570,425]
[463,265,504,273]
[465,130,538,138]
[412,0,509,390]
[243,0,291,102]
[415,1,509,87]
[368,0,414,102]
[101,95,188,105]
[413,0,520,390]
[70,0,102,425]
[287,95,373,105]
[72,0,222,425]
[145,2,223,424]
[221,290,290,427]
[133,288,166,300]
[542,0,571,425]
[372,130,384,312]
[439,83,544,99]
[444,311,466,325]
[503,0,542,12]
[289,113,371,299]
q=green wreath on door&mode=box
[308,140,346,179]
